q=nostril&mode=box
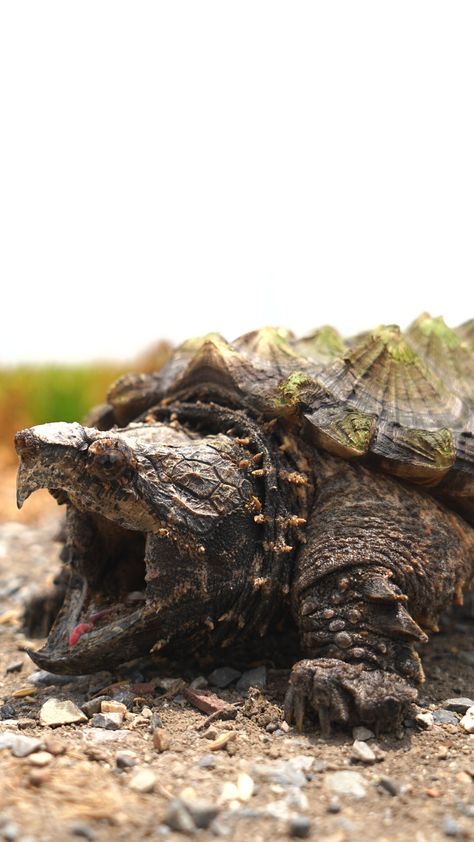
[15,429,40,459]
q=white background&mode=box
[1,1,473,363]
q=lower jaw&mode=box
[27,573,166,675]
[26,574,219,676]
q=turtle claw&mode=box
[284,686,307,732]
[284,658,417,733]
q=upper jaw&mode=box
[15,422,92,509]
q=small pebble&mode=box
[379,776,401,796]
[203,726,219,740]
[460,707,474,734]
[252,760,306,788]
[89,713,123,730]
[208,667,241,688]
[100,700,127,716]
[288,815,311,839]
[326,771,367,799]
[327,799,341,813]
[110,688,135,709]
[236,666,267,691]
[164,798,196,834]
[352,726,374,741]
[82,728,128,744]
[43,737,66,756]
[5,660,23,674]
[351,740,376,764]
[236,773,254,801]
[129,768,156,793]
[196,754,215,769]
[0,734,43,758]
[39,699,87,727]
[70,823,96,840]
[153,728,171,752]
[0,704,16,720]
[416,712,434,730]
[116,750,137,769]
[442,816,463,837]
[149,712,163,732]
[81,698,108,718]
[140,706,153,719]
[433,709,459,726]
[182,799,220,829]
[0,822,19,841]
[444,698,474,714]
[286,790,308,811]
[28,752,52,767]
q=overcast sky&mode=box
[1,2,473,364]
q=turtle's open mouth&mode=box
[14,423,178,673]
[24,507,170,674]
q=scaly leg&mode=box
[285,453,474,733]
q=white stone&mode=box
[460,706,474,734]
[28,751,53,766]
[416,712,434,730]
[237,772,254,801]
[326,770,367,799]
[129,768,157,793]
[351,740,377,764]
[40,698,87,727]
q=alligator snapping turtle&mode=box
[15,314,474,732]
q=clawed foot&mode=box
[284,658,417,735]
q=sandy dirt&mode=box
[0,496,473,842]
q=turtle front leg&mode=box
[285,455,474,733]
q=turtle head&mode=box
[15,419,262,673]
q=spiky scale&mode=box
[407,313,474,403]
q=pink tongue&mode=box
[69,622,93,646]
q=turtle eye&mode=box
[95,450,126,474]
[87,440,128,477]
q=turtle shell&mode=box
[106,316,474,524]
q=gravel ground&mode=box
[0,515,473,842]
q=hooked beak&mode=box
[15,422,90,508]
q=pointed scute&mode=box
[233,327,306,376]
[165,334,245,403]
[407,313,474,403]
[282,324,469,487]
[292,325,347,367]
[161,328,310,412]
[331,324,463,427]
[456,319,474,349]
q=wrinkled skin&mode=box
[15,404,474,733]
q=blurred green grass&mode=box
[0,364,124,424]
[0,341,172,464]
